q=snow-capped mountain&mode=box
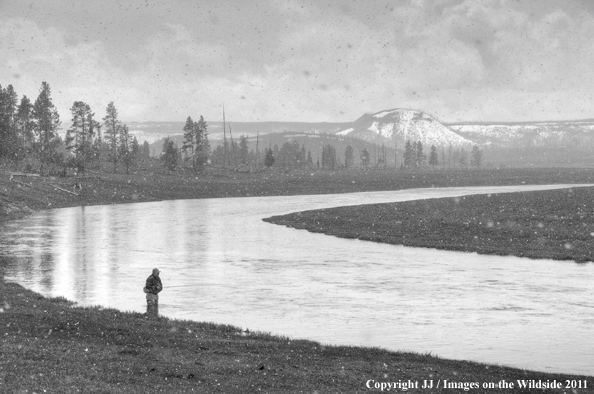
[336,108,473,147]
[446,120,594,147]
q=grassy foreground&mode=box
[264,186,594,263]
[1,273,592,393]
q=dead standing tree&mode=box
[228,123,238,171]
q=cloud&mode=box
[384,0,594,120]
[2,0,594,123]
[140,23,229,77]
[1,18,132,117]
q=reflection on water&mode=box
[1,184,594,376]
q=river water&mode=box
[1,184,593,376]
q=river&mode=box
[1,184,593,376]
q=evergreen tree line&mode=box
[209,135,262,171]
[205,135,485,172]
[403,140,482,169]
[0,81,61,173]
[0,81,150,175]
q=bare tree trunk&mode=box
[255,130,259,171]
[229,123,238,171]
[223,105,228,168]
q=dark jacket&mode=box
[145,275,163,294]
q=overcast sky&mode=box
[1,0,594,123]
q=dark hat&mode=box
[152,268,160,274]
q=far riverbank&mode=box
[3,167,594,222]
[264,185,594,263]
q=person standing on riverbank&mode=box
[144,268,163,316]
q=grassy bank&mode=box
[1,273,592,393]
[264,186,594,263]
[2,166,594,222]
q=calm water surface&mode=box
[1,184,593,376]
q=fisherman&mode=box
[144,268,163,316]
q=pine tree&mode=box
[1,85,19,159]
[415,141,425,167]
[470,145,482,167]
[181,116,195,169]
[161,137,178,172]
[344,145,354,168]
[103,102,120,172]
[5,85,18,131]
[0,84,8,158]
[322,144,337,170]
[264,147,275,167]
[90,111,101,166]
[16,95,34,157]
[292,141,301,169]
[459,148,468,166]
[0,85,19,159]
[307,150,313,168]
[141,141,150,161]
[403,140,414,168]
[377,143,387,168]
[131,137,141,162]
[120,124,133,174]
[277,142,295,169]
[32,82,61,173]
[239,135,249,166]
[360,147,370,168]
[65,101,97,175]
[298,145,306,169]
[194,115,210,171]
[429,145,439,166]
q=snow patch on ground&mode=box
[336,128,354,136]
[368,122,395,139]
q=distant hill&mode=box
[128,120,348,145]
[335,108,472,147]
[446,119,594,148]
